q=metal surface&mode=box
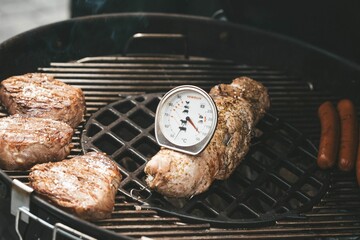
[11,179,33,223]
[123,33,188,58]
[15,207,96,240]
[154,85,218,155]
[2,54,360,239]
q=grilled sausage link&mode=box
[337,99,358,171]
[356,129,360,186]
[317,101,340,169]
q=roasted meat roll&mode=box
[29,152,121,221]
[209,76,270,124]
[0,73,86,128]
[0,115,74,170]
[145,77,270,198]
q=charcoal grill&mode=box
[0,13,360,239]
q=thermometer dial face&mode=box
[155,85,218,155]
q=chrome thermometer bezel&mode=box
[155,85,218,155]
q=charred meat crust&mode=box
[0,73,86,128]
[29,152,121,221]
[209,76,270,124]
[0,115,74,170]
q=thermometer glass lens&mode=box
[159,89,215,147]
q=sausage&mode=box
[356,129,360,186]
[337,99,358,171]
[317,101,340,169]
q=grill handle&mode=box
[123,33,188,58]
[15,206,96,240]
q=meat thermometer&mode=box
[155,85,218,155]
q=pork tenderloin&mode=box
[145,77,269,198]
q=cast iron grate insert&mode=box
[81,93,329,227]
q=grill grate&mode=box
[3,55,360,239]
[81,94,329,227]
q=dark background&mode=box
[70,0,360,65]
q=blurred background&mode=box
[0,0,69,43]
[1,0,360,64]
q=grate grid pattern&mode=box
[3,55,360,239]
[81,93,328,227]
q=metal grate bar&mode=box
[39,68,283,76]
[151,232,360,239]
[120,225,360,239]
[74,56,239,64]
[101,224,210,231]
[49,62,269,69]
[95,217,182,224]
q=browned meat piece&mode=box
[145,77,269,198]
[209,76,270,123]
[29,152,121,221]
[0,115,74,170]
[145,96,253,197]
[0,73,86,128]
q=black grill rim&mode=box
[1,13,360,92]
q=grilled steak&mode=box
[145,77,270,198]
[0,73,86,128]
[29,152,121,221]
[0,115,73,170]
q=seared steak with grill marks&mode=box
[0,115,73,170]
[0,73,85,128]
[145,77,270,198]
[29,152,121,221]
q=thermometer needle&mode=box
[186,116,199,132]
[174,126,186,139]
